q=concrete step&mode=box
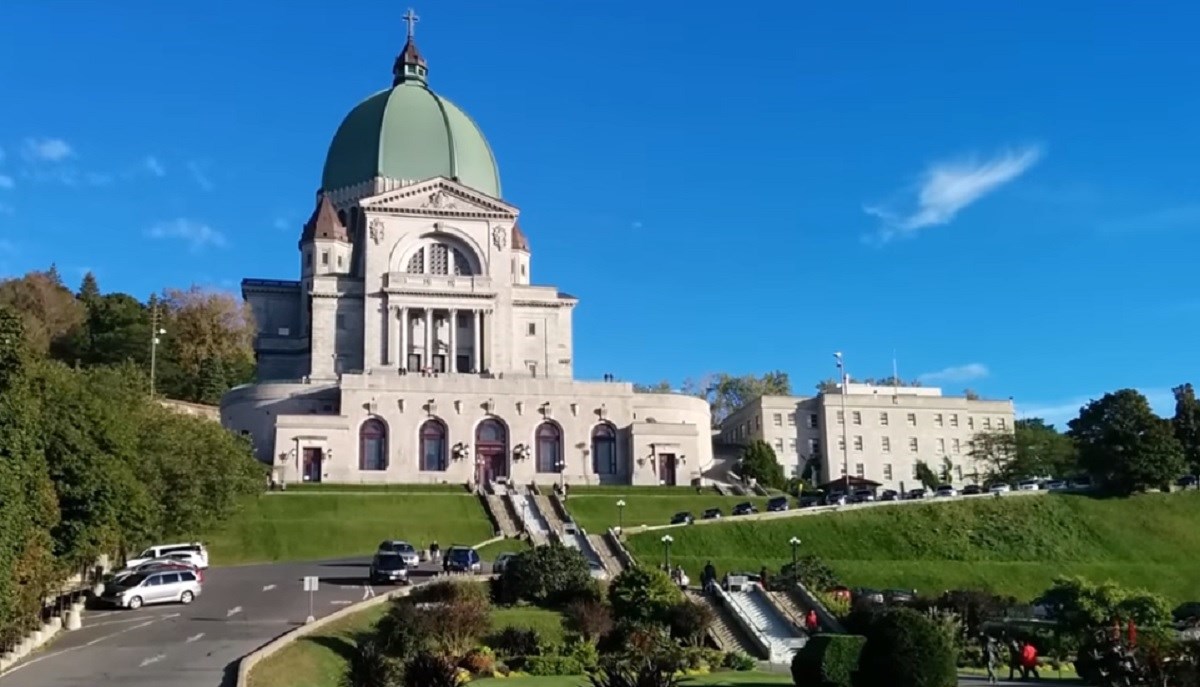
[686,589,763,659]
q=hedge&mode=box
[791,634,866,687]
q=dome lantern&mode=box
[393,8,428,85]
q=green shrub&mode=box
[854,608,957,687]
[489,626,543,659]
[498,543,597,606]
[680,647,724,671]
[525,653,586,676]
[608,567,683,624]
[722,651,756,671]
[568,639,601,671]
[791,634,865,687]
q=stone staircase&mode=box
[766,590,808,633]
[534,494,567,540]
[484,495,521,538]
[588,533,625,576]
[509,492,550,546]
[724,585,807,664]
[686,589,763,658]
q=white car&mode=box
[934,485,958,498]
[1017,479,1041,491]
[378,540,421,567]
[126,542,209,570]
[988,483,1012,495]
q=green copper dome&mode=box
[321,35,502,198]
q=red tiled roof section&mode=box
[512,223,530,252]
[301,195,350,243]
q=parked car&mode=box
[492,552,518,574]
[731,502,757,516]
[701,507,722,520]
[798,494,824,508]
[853,588,885,605]
[905,489,927,500]
[962,484,983,496]
[1176,475,1198,488]
[377,540,421,567]
[934,484,957,498]
[1046,480,1069,491]
[1068,476,1093,490]
[988,483,1012,495]
[825,491,848,505]
[369,552,410,585]
[443,546,482,574]
[670,512,694,525]
[852,489,875,503]
[1017,479,1041,491]
[120,559,203,583]
[879,489,899,502]
[126,542,209,570]
[884,589,916,604]
[100,569,201,609]
[766,496,790,512]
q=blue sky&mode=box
[0,1,1196,426]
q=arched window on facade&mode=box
[359,418,388,471]
[592,423,617,475]
[536,422,562,473]
[419,419,448,472]
[404,242,477,276]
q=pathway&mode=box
[509,494,550,546]
[685,589,762,659]
[723,585,806,664]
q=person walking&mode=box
[984,635,999,684]
[805,609,820,634]
[1020,641,1040,680]
[702,560,717,593]
[1007,637,1022,681]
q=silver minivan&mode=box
[101,569,202,609]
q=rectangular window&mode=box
[837,436,846,451]
[321,251,329,266]
[998,417,1007,430]
[934,413,944,427]
[788,438,797,451]
[853,435,863,451]
[774,439,784,452]
[950,414,959,428]
[852,411,862,425]
[912,463,920,479]
[907,413,917,427]
[937,438,946,454]
[787,413,796,426]
[527,322,536,336]
[809,438,821,455]
[879,411,889,426]
[755,415,761,429]
[883,463,893,480]
[337,255,344,268]
[983,417,992,429]
[840,463,847,476]
[953,438,961,453]
[955,465,964,481]
[968,417,975,430]
[881,436,891,452]
[908,437,918,453]
[856,463,865,478]
[808,413,819,429]
[773,413,782,426]
[336,314,346,330]
[836,410,844,424]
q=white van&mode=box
[126,542,209,569]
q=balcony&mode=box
[385,273,493,294]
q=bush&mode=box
[403,652,460,687]
[680,647,724,672]
[608,567,683,624]
[418,594,491,658]
[722,651,756,671]
[499,543,597,606]
[568,639,601,671]
[666,600,713,647]
[781,555,842,592]
[489,626,543,659]
[790,634,865,687]
[375,599,425,663]
[459,648,495,675]
[345,639,401,687]
[564,599,614,644]
[525,653,586,676]
[740,440,786,489]
[854,608,957,687]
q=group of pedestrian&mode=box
[984,634,1040,683]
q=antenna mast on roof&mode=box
[892,350,899,399]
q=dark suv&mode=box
[731,502,757,516]
[443,546,482,574]
[766,496,790,512]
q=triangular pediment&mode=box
[359,177,518,219]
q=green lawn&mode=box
[472,674,791,687]
[281,483,470,493]
[625,491,1200,602]
[203,493,494,565]
[563,485,722,496]
[488,606,567,645]
[566,495,773,533]
[477,537,532,561]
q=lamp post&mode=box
[661,534,673,569]
[789,536,801,583]
[833,352,850,491]
[556,458,565,491]
[616,499,626,532]
[149,300,166,397]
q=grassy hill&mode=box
[566,492,772,532]
[203,492,495,565]
[623,491,1200,602]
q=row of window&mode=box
[833,410,1006,431]
[358,418,619,474]
[772,435,970,456]
[834,462,972,482]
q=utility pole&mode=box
[834,352,850,490]
[149,298,167,397]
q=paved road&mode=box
[0,557,460,687]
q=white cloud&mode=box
[143,156,166,178]
[0,175,13,190]
[187,161,214,191]
[21,137,74,162]
[1018,388,1176,430]
[864,145,1043,243]
[146,219,227,251]
[917,363,990,385]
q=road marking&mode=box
[226,606,242,618]
[86,620,156,646]
[361,584,376,600]
[185,632,205,643]
[83,616,156,629]
[330,600,353,606]
[139,653,166,668]
[85,611,120,620]
[162,613,181,620]
[262,584,276,592]
[3,617,163,677]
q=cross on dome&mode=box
[402,8,419,38]
[393,7,428,85]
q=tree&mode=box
[499,543,595,606]
[963,389,980,400]
[633,381,673,394]
[608,566,683,624]
[940,457,953,483]
[693,371,791,426]
[1068,389,1186,493]
[854,607,957,687]
[968,431,1018,482]
[0,268,85,357]
[738,440,786,489]
[157,286,256,402]
[345,639,401,687]
[914,461,939,489]
[78,293,151,368]
[1172,384,1200,475]
[781,554,842,591]
[1014,419,1078,477]
[665,600,713,646]
[1037,576,1172,640]
[563,599,614,644]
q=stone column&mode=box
[448,309,458,373]
[424,308,433,371]
[399,307,408,370]
[472,309,482,373]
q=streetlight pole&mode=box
[616,499,626,532]
[556,458,565,492]
[149,301,167,398]
[833,352,850,491]
[661,534,673,569]
[789,536,801,583]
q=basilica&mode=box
[220,17,713,487]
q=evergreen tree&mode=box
[1171,383,1200,475]
[739,439,786,489]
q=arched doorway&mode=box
[475,418,508,484]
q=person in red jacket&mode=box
[1020,641,1040,679]
[805,609,820,633]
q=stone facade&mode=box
[717,384,1015,492]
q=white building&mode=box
[717,384,1015,492]
[221,18,711,487]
